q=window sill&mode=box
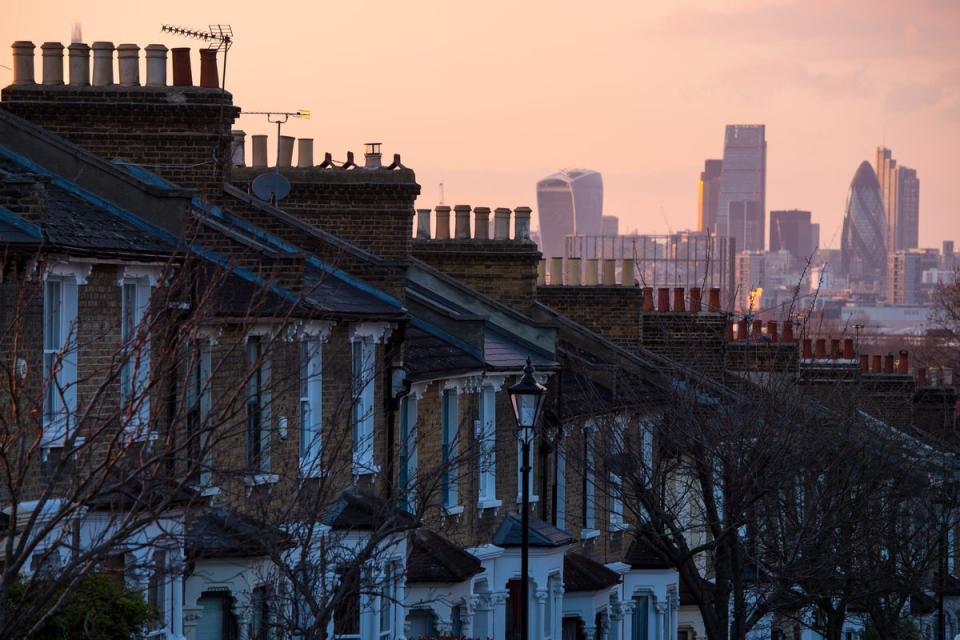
[609,521,630,533]
[191,485,221,497]
[243,473,279,487]
[299,461,325,479]
[443,504,465,517]
[516,494,540,504]
[352,462,381,476]
[580,528,601,541]
[478,498,503,510]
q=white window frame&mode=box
[41,262,88,448]
[442,387,461,511]
[610,417,628,531]
[477,385,501,509]
[300,338,323,477]
[398,392,420,511]
[186,337,213,488]
[352,337,377,475]
[583,422,597,536]
[119,272,154,438]
[246,334,272,477]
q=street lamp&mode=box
[508,357,547,640]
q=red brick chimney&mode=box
[767,321,778,342]
[642,287,654,312]
[783,321,794,342]
[689,287,702,313]
[708,287,721,312]
[897,350,909,374]
[843,338,855,359]
[815,338,827,359]
[884,353,895,374]
[860,354,870,373]
[657,288,670,312]
[673,288,685,312]
[802,338,813,359]
[830,338,841,359]
[872,355,882,373]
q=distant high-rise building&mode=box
[717,125,766,251]
[769,209,818,261]
[697,159,722,233]
[841,161,887,278]
[887,248,939,304]
[874,147,920,252]
[536,169,603,259]
[734,251,766,313]
[602,215,619,236]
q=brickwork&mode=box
[1,86,239,199]
[640,312,728,374]
[413,239,541,315]
[536,286,642,351]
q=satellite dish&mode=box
[252,172,291,203]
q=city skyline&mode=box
[3,1,957,249]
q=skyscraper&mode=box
[874,147,920,252]
[536,169,603,259]
[697,159,722,233]
[841,161,887,278]
[717,125,766,251]
[769,209,818,260]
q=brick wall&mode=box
[536,286,642,351]
[1,86,239,199]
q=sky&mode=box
[4,0,960,249]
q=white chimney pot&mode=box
[41,42,64,85]
[144,44,168,86]
[116,44,140,86]
[12,41,36,85]
[68,42,90,86]
[91,41,114,86]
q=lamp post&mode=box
[508,358,547,640]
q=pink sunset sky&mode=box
[4,0,959,249]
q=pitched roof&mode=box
[492,513,573,548]
[322,488,418,531]
[624,534,674,570]
[405,324,485,380]
[563,552,621,592]
[406,529,483,583]
[186,508,284,559]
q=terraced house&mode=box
[1,37,958,640]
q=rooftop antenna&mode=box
[161,24,233,92]
[242,110,311,204]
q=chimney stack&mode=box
[767,321,778,342]
[673,288,686,312]
[514,206,532,240]
[815,338,827,359]
[549,257,563,285]
[144,44,167,86]
[584,259,599,285]
[41,42,64,85]
[802,338,813,359]
[231,130,246,167]
[297,138,314,167]
[689,287,702,313]
[364,142,382,169]
[12,41,35,85]
[199,48,219,88]
[278,135,295,167]
[434,205,451,240]
[708,287,721,312]
[566,258,582,286]
[602,259,616,286]
[897,350,909,374]
[454,205,472,239]
[883,353,895,374]
[416,209,431,239]
[251,135,268,168]
[68,42,90,86]
[843,338,855,359]
[642,287,655,312]
[621,259,635,287]
[657,287,670,312]
[91,41,114,86]
[171,47,192,86]
[116,44,140,86]
[474,207,490,240]
[493,208,511,240]
[860,354,869,373]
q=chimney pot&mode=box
[843,338,855,359]
[416,209,431,239]
[474,207,491,240]
[513,206,532,241]
[549,257,563,285]
[830,338,841,359]
[297,138,314,167]
[872,354,882,373]
[40,42,64,86]
[883,353,894,374]
[584,259,599,285]
[67,42,90,86]
[726,321,735,342]
[199,48,219,88]
[708,287,721,312]
[657,288,670,312]
[434,205,452,240]
[144,44,167,86]
[170,47,192,86]
[91,41,115,86]
[12,41,36,85]
[673,288,686,312]
[802,338,813,359]
[767,321,778,342]
[917,367,928,386]
[860,354,869,373]
[251,135,268,168]
[621,259,635,287]
[740,319,751,341]
[782,321,794,343]
[642,287,655,312]
[231,130,246,167]
[494,208,511,240]
[116,43,140,86]
[278,135,295,167]
[815,338,827,359]
[364,142,382,169]
[752,319,763,338]
[537,259,547,286]
[897,350,909,374]
[566,258,582,286]
[454,205,472,239]
[689,287,702,313]
[602,259,617,286]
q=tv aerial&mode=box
[243,110,310,204]
[160,24,233,91]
